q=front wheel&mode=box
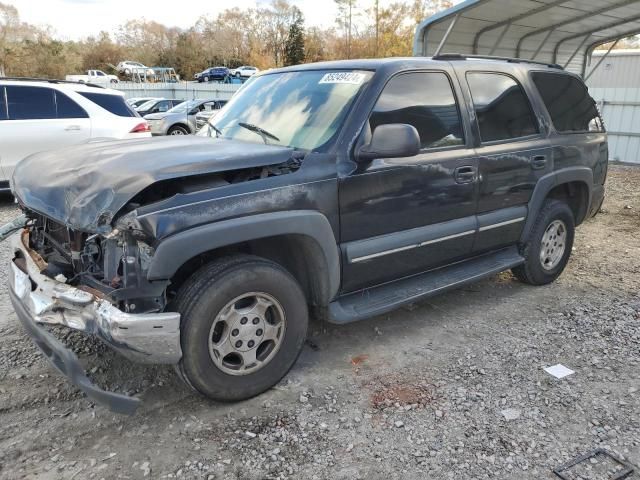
[512,199,575,285]
[203,75,209,82]
[235,72,241,78]
[168,125,188,135]
[174,255,309,401]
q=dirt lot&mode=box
[0,165,639,480]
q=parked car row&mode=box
[194,65,258,82]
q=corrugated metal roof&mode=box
[413,0,640,75]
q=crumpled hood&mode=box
[13,136,294,232]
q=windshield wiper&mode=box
[207,121,223,138]
[237,122,280,144]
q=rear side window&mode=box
[0,87,7,120]
[6,86,57,120]
[55,91,88,118]
[467,72,538,143]
[370,72,465,149]
[77,91,137,117]
[532,72,604,133]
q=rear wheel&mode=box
[174,255,308,401]
[168,125,189,135]
[512,199,575,285]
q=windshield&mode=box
[166,100,192,113]
[198,70,373,151]
[136,100,157,111]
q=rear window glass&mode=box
[78,91,138,117]
[532,72,604,133]
[0,87,7,120]
[55,91,88,118]
[6,86,57,120]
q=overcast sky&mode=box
[7,0,349,40]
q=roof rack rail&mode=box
[432,53,563,70]
[0,77,105,89]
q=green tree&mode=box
[284,9,305,66]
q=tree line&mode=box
[0,0,452,79]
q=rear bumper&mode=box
[8,230,183,413]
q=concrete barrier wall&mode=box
[112,82,242,101]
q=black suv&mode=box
[8,56,607,413]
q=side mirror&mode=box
[358,124,420,161]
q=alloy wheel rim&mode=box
[208,292,286,376]
[540,219,567,271]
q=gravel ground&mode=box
[0,165,639,480]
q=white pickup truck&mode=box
[65,70,119,85]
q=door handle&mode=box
[454,166,476,184]
[64,125,81,131]
[531,155,547,170]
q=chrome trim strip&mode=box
[418,230,476,247]
[350,229,475,264]
[478,217,525,232]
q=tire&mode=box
[174,255,309,401]
[110,79,118,84]
[512,199,575,285]
[235,72,241,78]
[203,75,209,82]
[168,125,189,135]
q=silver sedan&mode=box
[144,99,224,136]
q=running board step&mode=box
[328,247,524,324]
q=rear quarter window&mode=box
[531,72,604,133]
[77,91,138,117]
[55,91,88,118]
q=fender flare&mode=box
[146,210,341,301]
[520,167,593,243]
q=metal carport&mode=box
[413,0,640,78]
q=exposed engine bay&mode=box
[27,213,167,314]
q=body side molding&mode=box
[344,216,478,264]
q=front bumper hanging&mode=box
[7,228,182,414]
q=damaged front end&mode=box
[14,211,181,362]
[7,136,310,413]
[28,212,169,316]
[7,213,181,414]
